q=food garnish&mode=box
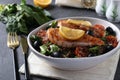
[67,19,92,26]
[59,26,85,40]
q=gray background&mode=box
[0,0,120,80]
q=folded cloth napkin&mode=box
[55,0,96,9]
[19,51,120,80]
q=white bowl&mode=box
[27,17,120,70]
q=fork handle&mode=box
[12,49,20,80]
[24,53,31,80]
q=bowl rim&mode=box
[27,16,120,60]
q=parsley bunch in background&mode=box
[0,0,52,34]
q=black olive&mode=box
[33,40,41,50]
[106,27,113,33]
[106,27,116,36]
[104,44,114,52]
[86,30,93,36]
[51,51,62,58]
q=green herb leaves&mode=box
[0,0,52,34]
[40,43,60,55]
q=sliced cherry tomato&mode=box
[92,24,105,38]
[106,35,118,47]
[74,46,88,57]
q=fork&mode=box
[7,32,20,80]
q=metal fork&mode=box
[7,32,20,80]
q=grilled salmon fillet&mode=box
[47,28,104,47]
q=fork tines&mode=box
[7,32,19,48]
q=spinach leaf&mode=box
[40,44,49,54]
[89,46,100,54]
[50,44,60,53]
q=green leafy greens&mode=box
[40,43,60,55]
[0,0,52,34]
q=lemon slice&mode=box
[33,0,52,8]
[67,19,92,26]
[59,26,85,40]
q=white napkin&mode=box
[19,51,120,80]
[55,0,96,9]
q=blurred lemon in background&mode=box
[33,0,52,8]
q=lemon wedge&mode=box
[67,19,92,26]
[59,26,85,40]
[33,0,52,8]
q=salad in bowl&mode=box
[27,17,120,70]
